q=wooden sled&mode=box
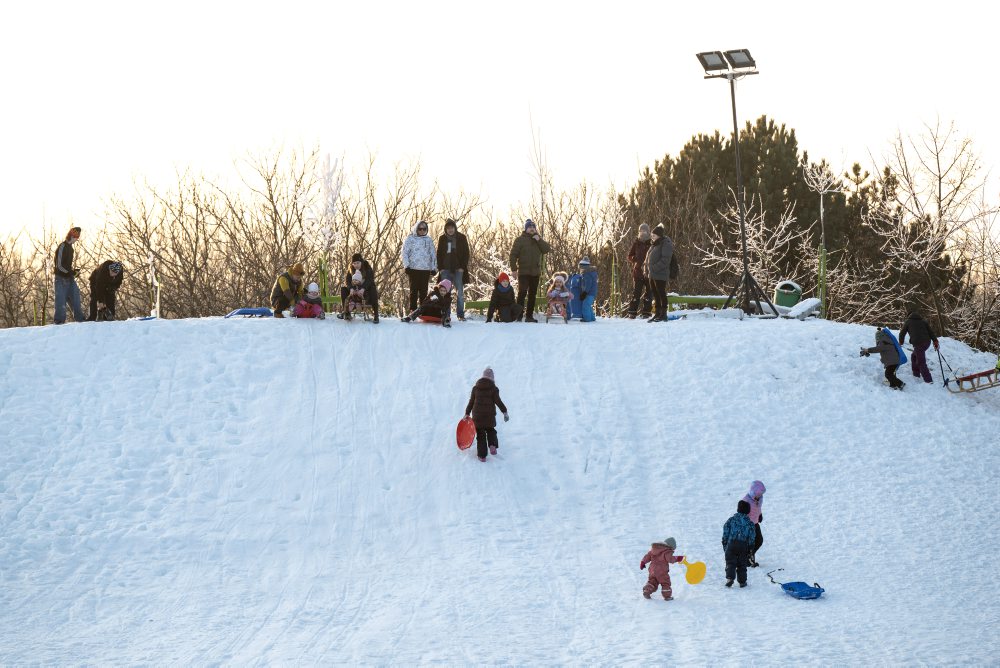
[545,300,570,323]
[946,368,1000,394]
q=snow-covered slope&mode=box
[1,316,998,664]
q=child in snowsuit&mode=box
[545,272,572,320]
[403,278,453,327]
[861,327,905,389]
[344,271,367,318]
[640,537,684,600]
[293,282,325,319]
[464,367,509,462]
[898,312,939,383]
[722,500,757,588]
[486,272,523,323]
[741,480,766,566]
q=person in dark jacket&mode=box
[722,500,757,588]
[87,260,124,321]
[464,366,509,462]
[339,254,380,323]
[402,278,453,327]
[486,272,523,323]
[861,327,905,389]
[53,226,86,324]
[270,263,306,317]
[643,226,674,322]
[509,219,552,322]
[626,224,653,318]
[437,218,470,321]
[899,312,939,383]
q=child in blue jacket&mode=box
[573,256,598,322]
[722,500,757,588]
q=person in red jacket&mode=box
[640,537,684,600]
[626,224,653,318]
[464,367,509,462]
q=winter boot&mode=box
[488,445,497,456]
[642,591,651,599]
[402,316,412,322]
[478,456,487,462]
[725,579,734,588]
[739,582,748,588]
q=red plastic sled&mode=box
[418,315,442,323]
[457,417,476,450]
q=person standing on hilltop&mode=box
[53,227,86,324]
[509,219,551,322]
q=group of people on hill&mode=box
[52,227,124,324]
[52,218,679,325]
[641,480,767,600]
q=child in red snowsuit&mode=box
[293,282,325,318]
[640,537,684,600]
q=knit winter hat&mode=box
[524,218,536,230]
[663,537,677,549]
[497,272,510,283]
[552,273,566,284]
[439,278,453,291]
[306,282,320,294]
[737,500,751,514]
[290,262,305,276]
[351,253,363,263]
[482,367,495,381]
[66,227,81,240]
[651,225,665,237]
[578,256,591,266]
[352,271,363,283]
[638,223,651,236]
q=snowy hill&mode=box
[1,315,998,664]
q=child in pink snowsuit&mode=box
[640,537,684,600]
[293,282,325,318]
[742,480,766,566]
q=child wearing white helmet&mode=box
[293,282,325,319]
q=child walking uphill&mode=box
[640,537,684,600]
[861,327,905,389]
[464,367,509,462]
[722,501,757,588]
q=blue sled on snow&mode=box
[881,327,907,364]
[225,307,273,318]
[767,569,825,600]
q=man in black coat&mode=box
[87,260,124,321]
[899,312,939,383]
[437,218,470,321]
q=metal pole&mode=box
[729,73,752,314]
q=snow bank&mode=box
[0,316,997,663]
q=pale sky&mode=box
[2,0,997,237]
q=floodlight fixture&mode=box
[696,51,729,73]
[724,49,755,70]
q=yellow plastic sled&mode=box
[682,558,706,584]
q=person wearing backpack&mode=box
[643,226,674,322]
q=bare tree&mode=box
[864,120,987,334]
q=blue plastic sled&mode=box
[768,569,825,600]
[225,307,273,318]
[881,327,907,364]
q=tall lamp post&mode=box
[696,49,777,316]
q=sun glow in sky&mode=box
[2,0,997,237]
